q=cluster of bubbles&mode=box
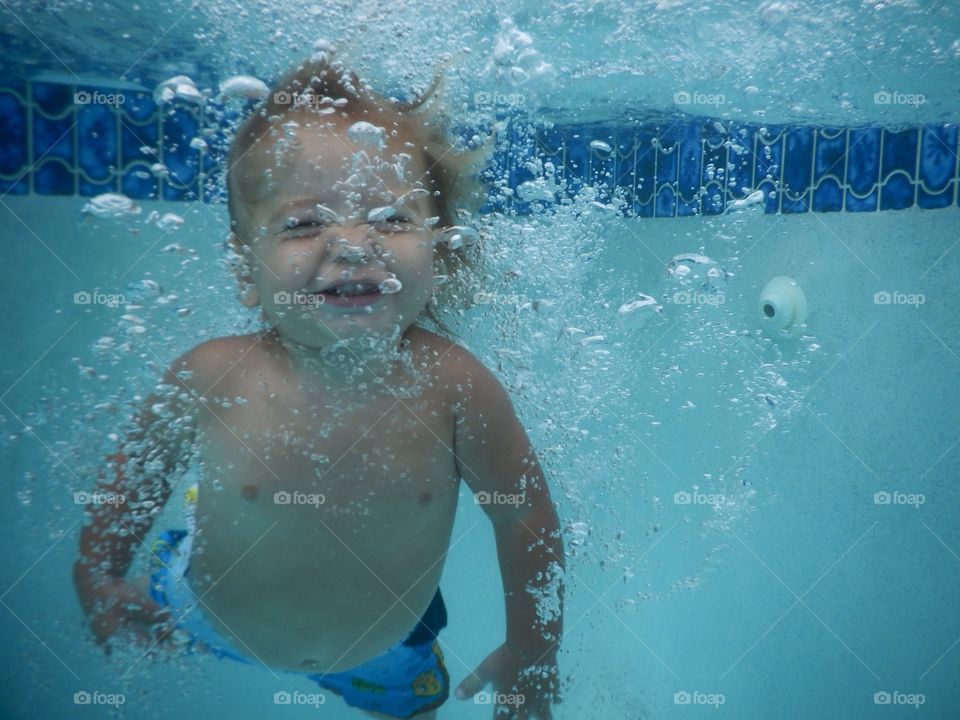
[489,17,558,88]
[446,123,827,609]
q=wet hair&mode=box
[225,52,493,331]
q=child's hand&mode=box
[455,643,561,719]
[79,576,174,655]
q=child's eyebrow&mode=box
[273,199,329,217]
[276,191,431,217]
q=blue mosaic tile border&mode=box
[497,119,959,217]
[1,81,957,218]
[0,81,242,203]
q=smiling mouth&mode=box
[318,281,382,297]
[310,280,386,308]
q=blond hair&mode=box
[225,52,493,330]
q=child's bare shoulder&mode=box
[167,333,265,394]
[405,326,498,402]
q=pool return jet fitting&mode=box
[758,276,807,334]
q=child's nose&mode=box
[333,240,369,264]
[329,229,376,264]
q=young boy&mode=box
[73,55,564,719]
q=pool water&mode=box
[1,1,959,718]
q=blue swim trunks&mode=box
[150,528,449,718]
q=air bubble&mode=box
[379,278,403,294]
[82,193,141,219]
[347,121,386,149]
[589,140,612,155]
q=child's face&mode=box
[231,115,440,349]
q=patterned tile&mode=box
[812,128,846,212]
[1,79,958,220]
[0,85,28,195]
[754,126,785,214]
[724,123,756,207]
[700,131,726,216]
[161,104,201,201]
[77,98,118,192]
[781,127,813,214]
[917,124,957,209]
[846,127,881,212]
[880,128,919,210]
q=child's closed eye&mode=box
[278,216,331,237]
[276,213,418,237]
[372,215,417,233]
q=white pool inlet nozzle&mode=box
[758,276,807,333]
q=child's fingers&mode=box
[456,656,495,699]
[110,619,154,653]
[116,607,176,653]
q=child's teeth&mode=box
[336,282,378,296]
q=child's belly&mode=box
[186,420,459,671]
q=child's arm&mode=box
[73,350,200,649]
[448,350,564,718]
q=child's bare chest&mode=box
[195,373,456,503]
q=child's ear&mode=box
[227,233,260,308]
